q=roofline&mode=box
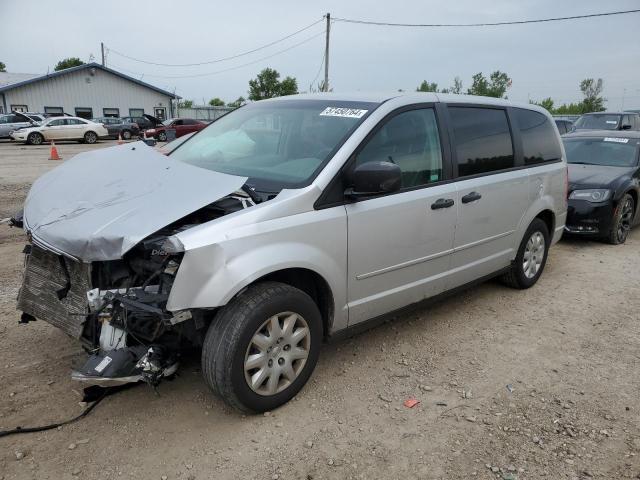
[0,62,178,98]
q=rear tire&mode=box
[84,131,98,144]
[501,218,550,289]
[157,131,167,142]
[202,281,322,413]
[27,132,44,145]
[607,194,634,245]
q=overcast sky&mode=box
[1,0,639,110]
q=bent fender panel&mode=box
[167,209,348,332]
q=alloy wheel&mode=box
[244,312,310,396]
[523,231,545,279]
[617,198,634,242]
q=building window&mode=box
[44,106,64,116]
[154,107,166,121]
[103,108,119,118]
[11,105,28,113]
[75,107,93,120]
[129,108,144,117]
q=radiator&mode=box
[17,245,91,338]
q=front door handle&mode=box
[431,198,455,210]
[461,191,482,204]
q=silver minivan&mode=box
[16,93,567,412]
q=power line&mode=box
[107,18,324,67]
[109,30,326,79]
[332,8,640,27]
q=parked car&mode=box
[92,117,140,140]
[122,114,159,132]
[0,112,45,139]
[555,119,573,135]
[10,116,109,145]
[145,118,207,141]
[563,130,640,244]
[573,112,640,131]
[14,93,566,412]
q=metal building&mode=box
[0,63,178,121]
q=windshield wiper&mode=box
[241,183,263,204]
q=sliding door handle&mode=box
[461,191,482,204]
[431,198,455,210]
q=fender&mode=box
[167,211,349,331]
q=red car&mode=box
[145,117,208,141]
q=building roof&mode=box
[0,72,40,88]
[0,63,178,98]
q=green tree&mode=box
[0,62,6,72]
[449,76,463,94]
[554,102,583,115]
[531,97,555,112]
[178,99,194,108]
[248,68,298,101]
[467,71,512,98]
[416,80,439,92]
[227,96,246,108]
[580,78,605,113]
[54,57,84,71]
[208,97,225,107]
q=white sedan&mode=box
[10,116,109,145]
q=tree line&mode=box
[2,58,607,116]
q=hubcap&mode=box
[523,231,545,279]
[618,198,634,241]
[31,134,42,145]
[244,312,310,396]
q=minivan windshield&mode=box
[573,114,621,130]
[169,99,378,191]
[563,137,639,167]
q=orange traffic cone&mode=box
[117,132,124,145]
[48,140,62,161]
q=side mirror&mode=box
[345,161,402,199]
[621,124,632,130]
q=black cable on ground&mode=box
[0,394,106,439]
[0,383,138,439]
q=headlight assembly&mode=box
[569,189,611,202]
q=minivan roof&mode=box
[262,92,549,114]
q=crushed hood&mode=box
[23,141,247,261]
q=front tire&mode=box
[501,218,550,289]
[121,129,132,140]
[607,194,634,245]
[202,282,322,413]
[27,132,44,145]
[84,131,98,144]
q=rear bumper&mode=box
[565,199,614,235]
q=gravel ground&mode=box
[0,141,639,480]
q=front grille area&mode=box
[17,245,91,338]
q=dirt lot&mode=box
[0,140,639,480]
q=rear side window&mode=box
[514,108,562,165]
[449,107,514,176]
[356,108,443,188]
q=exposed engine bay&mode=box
[17,189,259,388]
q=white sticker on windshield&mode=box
[605,120,618,124]
[320,107,368,119]
[604,137,629,143]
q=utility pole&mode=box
[324,13,330,92]
[101,42,105,66]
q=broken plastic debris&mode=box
[403,398,420,408]
[506,384,514,393]
[436,401,448,407]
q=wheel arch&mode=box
[250,268,335,338]
[534,209,555,237]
